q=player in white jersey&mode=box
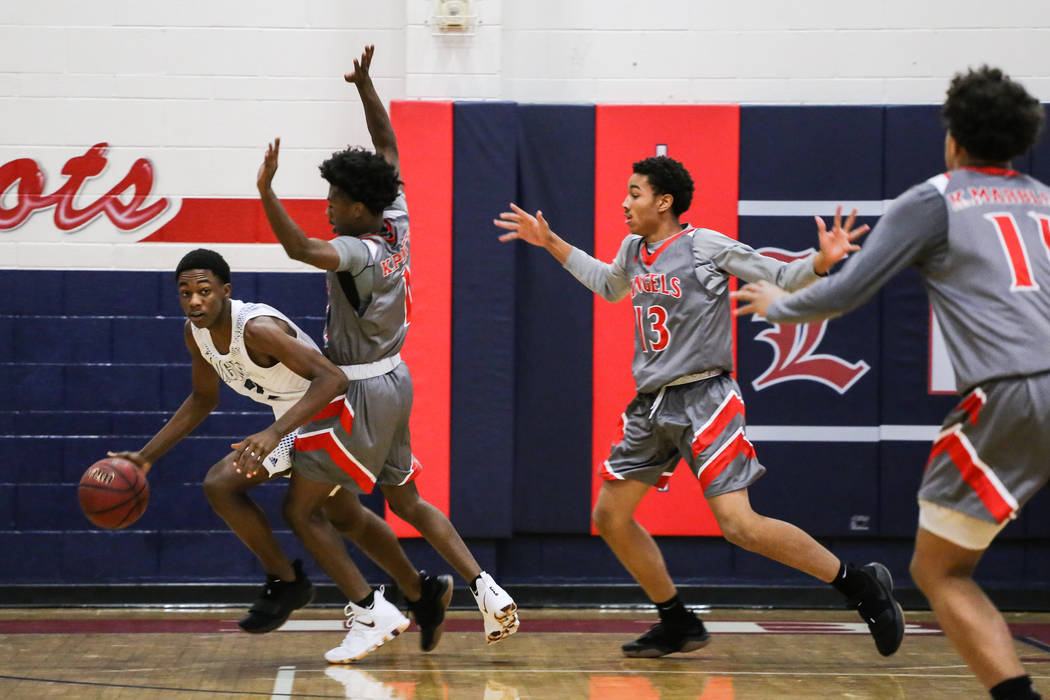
[734,67,1047,700]
[496,156,905,659]
[256,45,518,663]
[111,248,440,641]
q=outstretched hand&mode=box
[493,203,554,247]
[812,206,868,274]
[257,138,280,193]
[344,45,375,85]
[731,280,787,318]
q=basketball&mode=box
[77,457,150,530]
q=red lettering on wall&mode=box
[0,143,168,231]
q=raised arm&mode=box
[108,323,221,474]
[345,44,399,174]
[231,317,350,477]
[256,138,342,270]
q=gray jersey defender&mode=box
[292,193,421,493]
[566,226,820,493]
[767,167,1050,525]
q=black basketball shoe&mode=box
[851,562,905,656]
[407,572,454,652]
[238,559,315,634]
[622,617,710,658]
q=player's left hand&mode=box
[232,428,281,478]
[731,280,788,318]
[812,206,868,275]
[344,45,375,85]
[257,138,280,193]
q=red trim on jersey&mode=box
[955,389,986,425]
[306,397,354,435]
[309,397,344,422]
[599,460,624,482]
[691,392,745,458]
[639,229,689,266]
[927,429,1015,523]
[294,430,376,494]
[963,166,1020,177]
[698,430,756,491]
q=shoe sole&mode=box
[622,634,711,658]
[325,620,410,664]
[863,562,905,657]
[238,585,317,635]
[485,603,520,645]
[420,575,455,653]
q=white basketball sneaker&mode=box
[324,587,410,664]
[471,571,519,645]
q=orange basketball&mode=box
[77,457,150,529]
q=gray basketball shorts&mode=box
[919,371,1050,525]
[600,373,766,497]
[292,362,420,494]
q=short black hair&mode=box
[942,65,1045,163]
[632,156,695,216]
[175,248,230,284]
[319,147,401,215]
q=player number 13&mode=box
[634,304,670,352]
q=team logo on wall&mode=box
[747,247,870,394]
[0,143,179,241]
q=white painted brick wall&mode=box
[2,0,1049,268]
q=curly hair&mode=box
[632,156,695,216]
[175,248,230,284]
[942,66,1045,163]
[319,147,401,214]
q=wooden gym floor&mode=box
[1,607,1048,699]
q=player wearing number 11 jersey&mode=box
[735,67,1048,700]
[496,156,904,660]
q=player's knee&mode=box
[717,515,755,550]
[591,503,624,535]
[202,462,233,504]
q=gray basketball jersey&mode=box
[325,193,411,365]
[190,299,321,419]
[768,168,1050,392]
[564,226,819,393]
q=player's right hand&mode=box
[257,138,280,193]
[106,450,152,475]
[494,203,553,247]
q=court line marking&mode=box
[300,668,1050,679]
[271,665,296,699]
[1018,636,1050,653]
[0,674,342,698]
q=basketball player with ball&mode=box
[107,249,454,649]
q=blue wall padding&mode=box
[450,102,520,537]
[511,104,596,533]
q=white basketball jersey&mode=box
[191,299,322,419]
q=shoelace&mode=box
[342,603,356,630]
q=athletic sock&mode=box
[990,675,1040,700]
[469,573,483,596]
[655,595,694,627]
[830,562,869,599]
[354,590,376,609]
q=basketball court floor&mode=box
[2,606,1048,699]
